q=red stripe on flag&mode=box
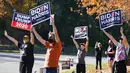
[11,21,31,31]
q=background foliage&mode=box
[0,0,130,55]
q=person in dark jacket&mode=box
[95,42,103,71]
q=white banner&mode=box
[74,26,88,39]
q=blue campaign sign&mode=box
[29,2,51,25]
[99,9,122,29]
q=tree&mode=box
[0,0,37,19]
[0,0,6,17]
[0,0,37,40]
[73,0,130,23]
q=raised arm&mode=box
[120,27,129,49]
[94,42,98,49]
[51,17,60,43]
[32,27,46,46]
[30,27,34,45]
[70,35,79,49]
[4,30,18,46]
[102,30,118,46]
[85,39,89,52]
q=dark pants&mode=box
[76,64,86,73]
[43,68,57,73]
[112,61,116,73]
[112,60,126,73]
[96,57,102,70]
[19,61,34,73]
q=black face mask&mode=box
[48,36,56,43]
[48,39,54,43]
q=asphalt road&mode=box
[0,53,107,73]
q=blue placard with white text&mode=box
[29,2,51,25]
[99,9,122,29]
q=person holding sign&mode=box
[94,42,103,71]
[4,29,35,73]
[32,17,62,73]
[102,27,129,73]
[70,35,88,73]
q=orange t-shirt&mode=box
[44,41,62,68]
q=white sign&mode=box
[74,26,88,39]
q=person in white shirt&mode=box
[102,27,129,73]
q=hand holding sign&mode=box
[70,35,74,39]
[51,16,54,24]
[120,27,123,34]
[4,30,8,36]
[85,35,89,40]
[30,25,33,32]
[50,14,54,25]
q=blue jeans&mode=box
[43,68,57,73]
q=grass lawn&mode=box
[0,50,19,53]
[62,63,109,73]
[62,63,130,73]
[0,44,44,53]
[0,44,10,46]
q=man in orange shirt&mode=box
[32,17,62,73]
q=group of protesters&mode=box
[94,27,130,73]
[4,17,62,73]
[4,16,130,73]
[103,27,129,73]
